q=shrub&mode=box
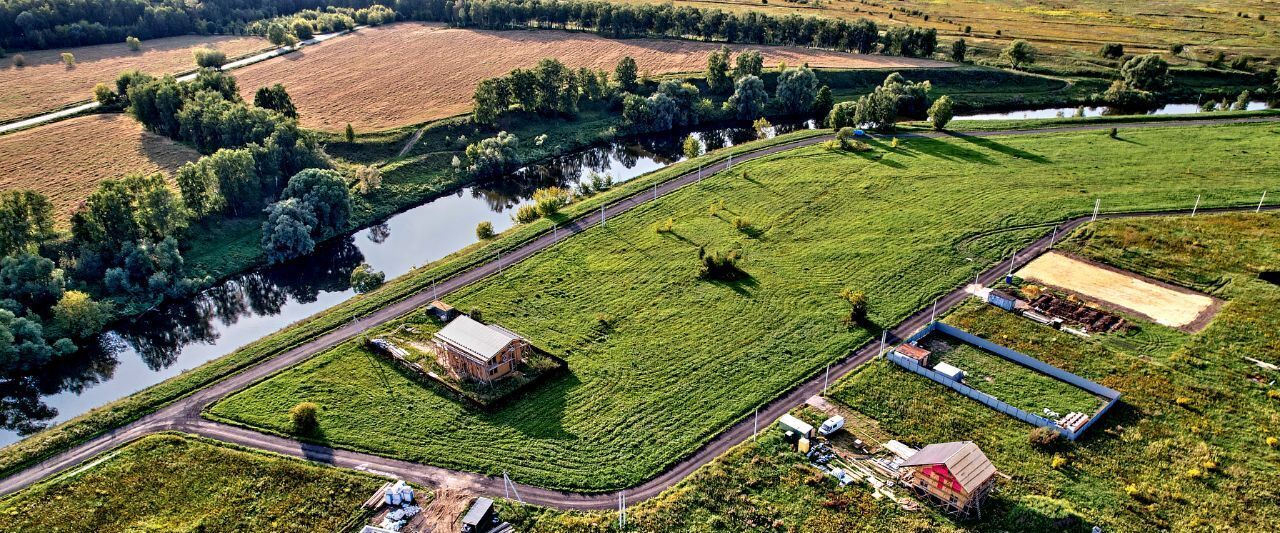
[476,221,495,239]
[93,82,119,108]
[732,216,751,230]
[1202,460,1218,471]
[927,95,954,130]
[1051,454,1068,469]
[1176,396,1192,406]
[1185,468,1203,479]
[533,186,571,217]
[1267,389,1279,400]
[126,36,141,51]
[11,54,23,67]
[354,166,381,195]
[752,117,773,139]
[345,123,355,143]
[839,288,869,324]
[514,204,540,224]
[1002,40,1036,69]
[1099,43,1124,59]
[698,247,745,280]
[1028,426,1060,448]
[61,52,75,67]
[289,402,319,433]
[1267,436,1278,448]
[349,263,385,293]
[192,48,226,68]
[655,218,674,234]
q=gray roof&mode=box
[901,441,996,493]
[434,316,523,363]
[462,496,494,526]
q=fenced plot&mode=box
[889,322,1119,440]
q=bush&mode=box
[752,117,773,139]
[192,48,226,68]
[655,218,674,234]
[1176,396,1192,406]
[1267,436,1278,448]
[126,36,141,51]
[1099,43,1124,59]
[12,54,24,67]
[349,263,385,293]
[289,402,319,434]
[1002,40,1036,69]
[532,186,571,217]
[1051,454,1068,469]
[698,247,745,280]
[61,52,75,67]
[354,166,381,195]
[1028,426,1060,448]
[927,95,954,130]
[839,288,869,324]
[476,221,495,239]
[514,204,540,224]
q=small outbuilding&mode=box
[986,290,1018,311]
[427,300,458,322]
[433,316,529,383]
[778,413,815,439]
[899,441,997,517]
[461,496,499,533]
[894,343,932,365]
[933,362,965,381]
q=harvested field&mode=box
[1016,251,1220,330]
[233,22,949,131]
[0,114,198,225]
[0,34,270,123]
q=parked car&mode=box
[818,415,845,436]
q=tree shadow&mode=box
[943,131,1051,164]
[885,135,999,165]
[706,271,759,296]
[848,148,906,169]
[498,371,581,441]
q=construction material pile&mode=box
[376,480,420,532]
[1027,293,1130,333]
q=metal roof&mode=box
[462,496,494,526]
[901,441,996,494]
[434,316,523,364]
[895,343,931,360]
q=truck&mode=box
[818,415,845,436]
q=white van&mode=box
[818,415,845,436]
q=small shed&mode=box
[899,441,997,517]
[778,413,815,439]
[461,496,497,533]
[934,362,965,381]
[986,290,1018,311]
[427,300,457,322]
[895,343,932,365]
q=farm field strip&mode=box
[205,121,1280,492]
[231,21,949,131]
[0,113,198,225]
[0,34,271,124]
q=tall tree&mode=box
[614,56,639,92]
[706,46,732,94]
[734,50,764,79]
[726,75,767,119]
[0,191,54,256]
[280,169,351,232]
[775,66,818,114]
[253,84,298,118]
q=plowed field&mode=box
[233,22,949,132]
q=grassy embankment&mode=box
[0,127,826,482]
[206,122,1278,492]
[0,432,388,532]
[826,211,1280,531]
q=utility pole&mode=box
[1006,251,1016,284]
[824,363,830,394]
[431,279,438,301]
[497,249,502,274]
[697,164,702,183]
[879,329,888,356]
[1049,225,1058,249]
[503,471,524,503]
[1260,191,1268,213]
[552,224,557,242]
[1192,194,1200,217]
[653,184,658,200]
[931,298,938,323]
[1091,198,1101,222]
[728,153,732,170]
[601,205,606,227]
[753,407,759,440]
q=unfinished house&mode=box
[433,316,529,383]
[899,441,997,518]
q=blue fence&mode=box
[888,322,1120,440]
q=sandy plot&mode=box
[0,114,198,225]
[1016,251,1220,330]
[0,35,271,124]
[233,22,950,132]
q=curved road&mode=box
[1,116,1277,509]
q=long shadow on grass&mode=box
[497,371,581,441]
[705,272,759,297]
[879,136,1000,166]
[841,148,906,169]
[942,131,1051,164]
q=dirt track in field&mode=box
[0,114,198,225]
[0,35,270,124]
[1016,251,1221,330]
[233,22,949,132]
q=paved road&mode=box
[0,29,353,135]
[0,117,1276,508]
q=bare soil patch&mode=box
[233,22,949,131]
[0,34,271,123]
[1016,251,1221,331]
[0,114,198,225]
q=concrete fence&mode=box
[888,322,1121,440]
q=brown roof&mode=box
[429,300,454,311]
[900,441,996,494]
[895,343,931,360]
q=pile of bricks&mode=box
[1027,293,1130,333]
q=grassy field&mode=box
[0,113,198,225]
[919,332,1106,416]
[0,34,269,123]
[0,432,386,532]
[827,211,1280,531]
[206,122,1278,491]
[616,0,1280,70]
[231,22,946,132]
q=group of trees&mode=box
[472,58,612,124]
[828,72,932,130]
[260,169,351,263]
[1097,54,1171,108]
[246,5,396,47]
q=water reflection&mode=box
[955,100,1273,121]
[0,120,810,445]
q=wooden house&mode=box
[433,316,529,383]
[899,441,997,517]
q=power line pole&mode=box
[1260,190,1268,213]
[601,205,606,227]
[931,298,938,323]
[879,329,888,357]
[1091,198,1101,221]
[1049,225,1058,249]
[823,363,830,394]
[1192,194,1200,217]
[653,183,658,200]
[503,471,524,503]
[753,407,759,440]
